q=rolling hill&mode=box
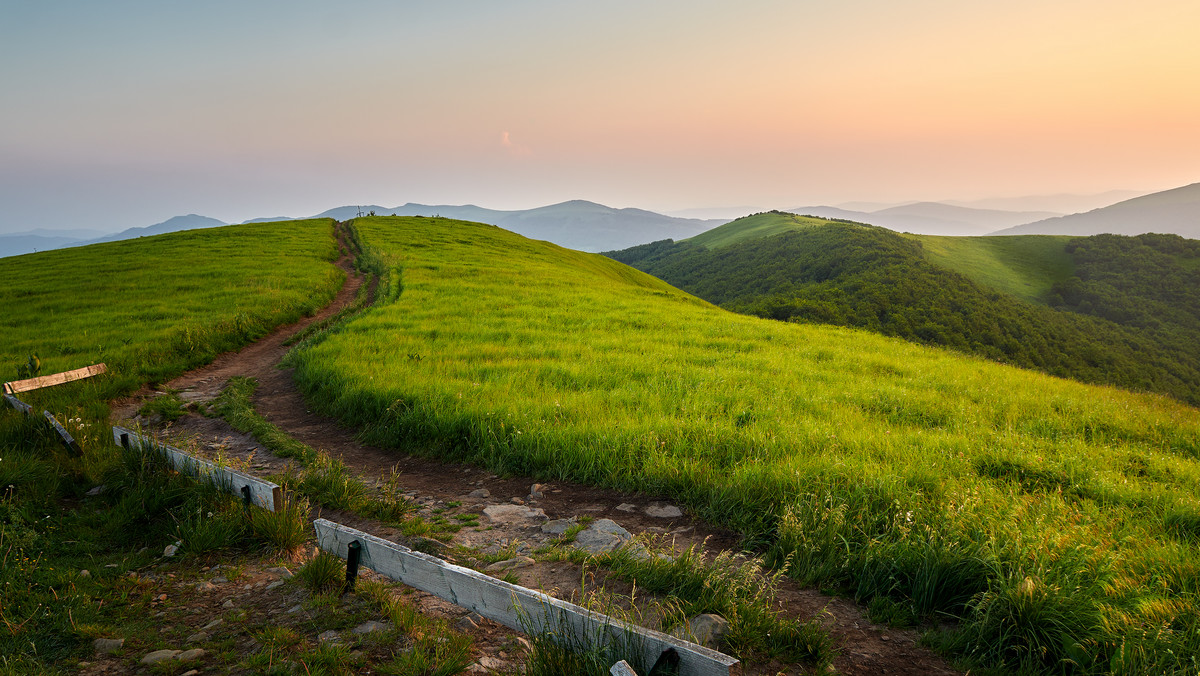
[789,202,1060,236]
[991,182,1200,237]
[287,215,1200,674]
[607,212,1200,406]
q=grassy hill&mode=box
[290,215,1200,674]
[608,212,1200,406]
[0,220,344,671]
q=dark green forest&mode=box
[608,222,1200,406]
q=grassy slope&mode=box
[0,220,344,671]
[687,211,832,249]
[912,234,1075,304]
[0,220,342,410]
[293,216,1200,674]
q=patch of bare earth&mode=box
[111,232,962,676]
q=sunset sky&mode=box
[3,0,1198,232]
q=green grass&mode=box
[0,219,344,672]
[913,233,1075,303]
[685,210,835,249]
[0,219,342,410]
[291,216,1200,674]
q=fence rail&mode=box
[112,425,282,512]
[314,518,737,676]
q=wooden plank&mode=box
[112,426,282,512]
[3,393,32,415]
[4,363,107,394]
[314,519,737,676]
[44,411,82,455]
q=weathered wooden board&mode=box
[3,363,107,395]
[112,426,282,512]
[314,519,737,676]
[3,393,32,415]
[44,410,82,455]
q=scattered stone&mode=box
[645,504,683,518]
[540,517,578,535]
[195,581,216,591]
[212,576,229,584]
[266,580,284,591]
[221,600,235,609]
[182,671,200,676]
[352,620,390,634]
[671,613,729,648]
[202,618,223,631]
[177,648,205,661]
[286,604,303,614]
[482,504,546,524]
[79,569,91,578]
[477,656,506,669]
[574,519,633,554]
[615,503,637,512]
[141,649,181,665]
[510,497,525,505]
[85,485,106,497]
[93,638,124,654]
[265,566,294,579]
[644,527,670,534]
[484,556,535,572]
[880,634,890,642]
[456,615,478,631]
[186,631,209,644]
[529,483,545,499]
[163,544,179,558]
[318,630,341,643]
[468,488,491,499]
[669,526,694,535]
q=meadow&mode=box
[0,220,343,671]
[292,216,1200,674]
[0,219,342,413]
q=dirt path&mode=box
[113,224,961,676]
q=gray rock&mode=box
[482,504,546,524]
[352,620,390,634]
[671,613,729,648]
[163,544,179,558]
[541,517,578,535]
[79,569,91,578]
[265,580,284,591]
[484,556,535,572]
[211,576,229,584]
[574,519,632,554]
[85,485,106,497]
[645,504,683,518]
[201,618,223,631]
[510,497,525,505]
[529,484,545,499]
[93,638,124,654]
[221,599,235,609]
[186,631,209,644]
[318,630,342,643]
[456,615,478,631]
[141,649,181,665]
[177,648,206,661]
[468,488,491,499]
[194,581,216,591]
[477,656,507,669]
[615,503,637,512]
[265,566,294,579]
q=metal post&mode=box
[344,540,362,594]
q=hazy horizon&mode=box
[3,1,1197,235]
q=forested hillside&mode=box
[608,218,1200,406]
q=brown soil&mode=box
[111,225,963,676]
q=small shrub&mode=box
[299,552,346,595]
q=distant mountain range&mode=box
[3,183,1197,259]
[989,183,1200,238]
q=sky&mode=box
[2,0,1199,233]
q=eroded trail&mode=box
[114,224,960,676]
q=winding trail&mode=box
[113,223,960,676]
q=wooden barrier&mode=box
[44,411,83,455]
[3,393,32,415]
[112,426,282,512]
[314,519,737,676]
[4,363,107,395]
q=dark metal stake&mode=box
[344,540,363,594]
